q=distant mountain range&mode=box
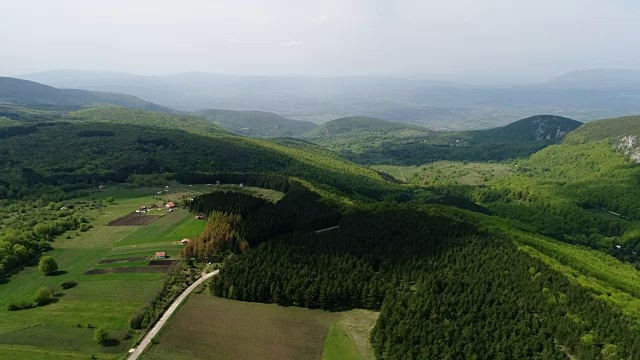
[0,76,316,138]
[542,69,640,89]
[18,69,640,129]
[0,76,172,112]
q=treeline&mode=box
[176,173,291,193]
[0,199,94,279]
[210,207,640,359]
[129,263,199,329]
[183,182,341,261]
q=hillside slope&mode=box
[195,109,317,138]
[0,77,172,112]
[474,114,640,262]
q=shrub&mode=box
[32,287,53,306]
[94,327,108,345]
[60,279,78,289]
[129,310,144,329]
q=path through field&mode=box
[127,268,219,360]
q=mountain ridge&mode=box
[0,76,174,112]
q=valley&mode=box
[2,81,640,360]
[5,3,640,359]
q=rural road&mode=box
[127,268,219,360]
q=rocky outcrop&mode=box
[616,135,640,163]
[533,117,571,141]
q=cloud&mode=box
[280,40,305,47]
[319,15,329,23]
[225,38,239,44]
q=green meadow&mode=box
[0,185,209,359]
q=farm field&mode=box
[0,184,209,360]
[374,161,513,186]
[142,295,376,360]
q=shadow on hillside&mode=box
[102,338,121,347]
[48,270,68,276]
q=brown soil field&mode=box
[99,256,148,264]
[142,295,337,360]
[107,213,159,226]
[147,259,180,266]
[84,266,169,275]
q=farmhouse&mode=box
[155,252,166,259]
[165,202,176,209]
[195,214,207,220]
[181,238,191,245]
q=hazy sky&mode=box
[1,0,639,82]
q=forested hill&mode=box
[0,106,399,202]
[0,77,173,112]
[560,115,640,161]
[195,109,317,138]
[304,116,427,137]
[471,114,581,142]
[306,114,581,164]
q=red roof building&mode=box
[155,252,166,259]
[164,202,175,208]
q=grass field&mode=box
[0,184,211,359]
[116,209,205,247]
[374,161,513,186]
[322,310,378,360]
[142,295,376,360]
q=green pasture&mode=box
[0,187,191,359]
[115,209,205,247]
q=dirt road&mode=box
[127,268,219,360]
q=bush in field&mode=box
[7,302,34,311]
[32,287,53,306]
[94,327,108,345]
[38,256,58,275]
[129,310,144,329]
[60,279,78,289]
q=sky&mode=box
[1,0,639,83]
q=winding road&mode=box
[127,269,219,360]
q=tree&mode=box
[93,327,108,345]
[38,256,58,275]
[105,197,115,204]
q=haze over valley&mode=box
[2,1,640,360]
